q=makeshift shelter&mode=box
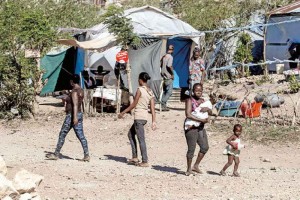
[265,1,300,72]
[40,47,82,95]
[206,13,264,76]
[58,6,204,100]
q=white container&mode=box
[276,64,285,74]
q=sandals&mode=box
[185,171,195,176]
[219,170,226,176]
[78,155,90,162]
[127,158,139,164]
[136,162,149,167]
[46,153,59,160]
[232,172,240,177]
[192,167,203,174]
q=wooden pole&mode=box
[263,15,269,76]
[116,73,121,114]
[126,61,134,114]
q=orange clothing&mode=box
[116,50,128,63]
[241,101,262,118]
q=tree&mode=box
[234,33,253,77]
[102,5,140,113]
[103,5,140,46]
[0,0,103,119]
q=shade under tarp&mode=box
[128,40,163,101]
[40,47,77,95]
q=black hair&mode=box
[71,74,80,84]
[192,83,203,92]
[82,70,89,76]
[193,47,200,53]
[138,72,151,82]
[97,65,103,73]
[233,124,242,132]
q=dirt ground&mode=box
[1,79,300,199]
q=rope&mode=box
[170,17,300,38]
[211,59,300,71]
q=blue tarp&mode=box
[167,38,192,88]
[215,101,241,110]
[75,48,85,88]
[75,48,85,75]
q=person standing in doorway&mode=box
[160,45,174,111]
[46,74,90,162]
[189,47,206,95]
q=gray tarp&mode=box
[128,40,163,102]
[265,15,300,71]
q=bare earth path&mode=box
[1,98,300,200]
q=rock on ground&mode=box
[0,156,7,176]
[0,174,18,199]
[19,193,32,200]
[13,169,43,194]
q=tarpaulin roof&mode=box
[58,6,203,50]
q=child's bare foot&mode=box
[136,162,149,167]
[185,170,195,176]
[232,171,240,177]
[219,170,226,176]
[127,158,139,164]
[192,166,203,174]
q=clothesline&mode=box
[210,59,300,71]
[170,17,300,38]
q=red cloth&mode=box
[116,50,128,62]
[241,101,262,118]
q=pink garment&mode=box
[189,58,205,81]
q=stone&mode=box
[2,196,13,200]
[32,195,42,200]
[263,158,271,163]
[19,193,32,200]
[0,174,19,199]
[13,169,44,194]
[0,156,7,176]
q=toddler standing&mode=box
[220,124,245,177]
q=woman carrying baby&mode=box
[184,83,212,176]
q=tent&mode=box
[40,47,82,95]
[58,6,204,100]
[265,1,300,72]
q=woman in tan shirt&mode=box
[118,72,156,167]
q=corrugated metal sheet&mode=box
[269,0,300,15]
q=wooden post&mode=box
[101,87,104,114]
[116,74,121,114]
[126,61,134,114]
[263,15,269,76]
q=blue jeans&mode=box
[128,120,148,162]
[55,113,89,156]
[161,79,173,108]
